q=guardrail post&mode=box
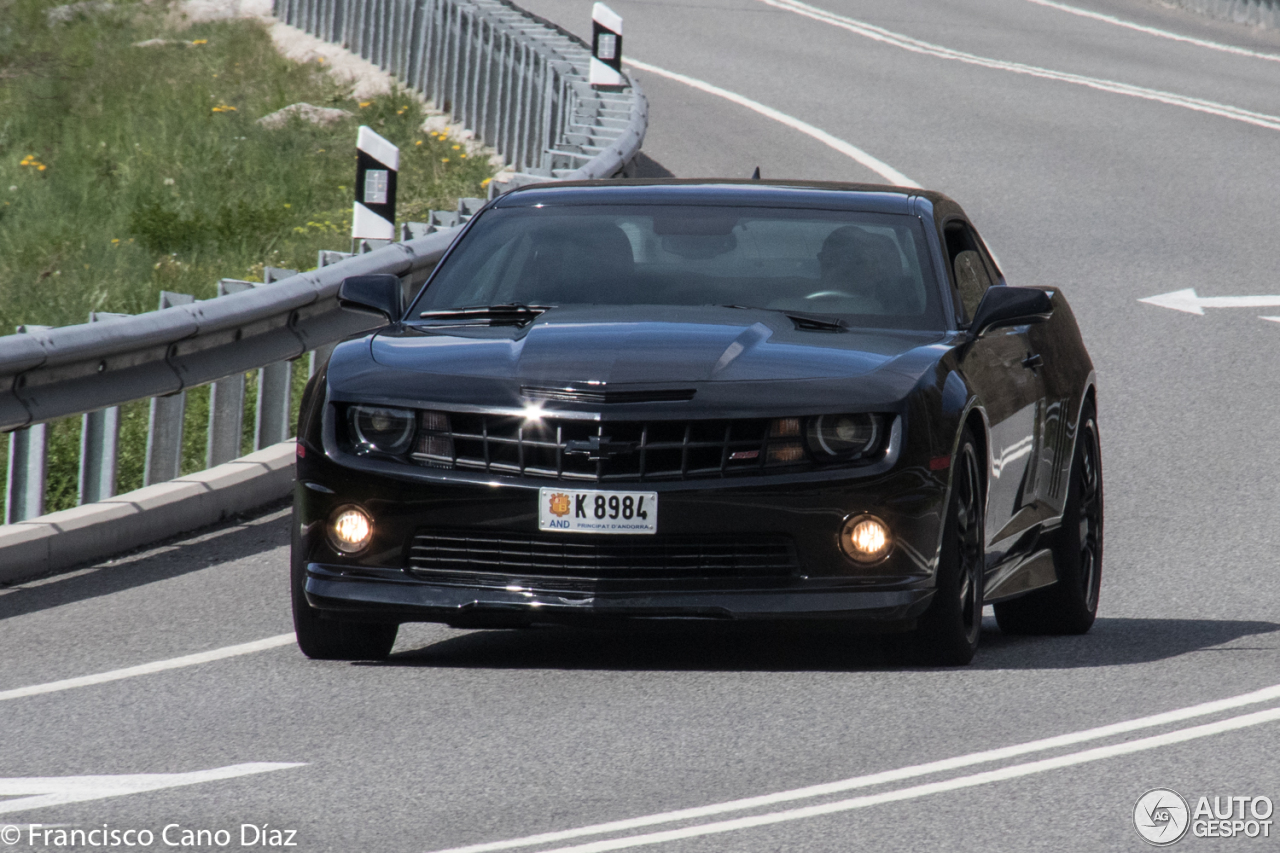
[206,280,255,467]
[255,268,299,450]
[78,312,130,504]
[5,324,52,523]
[143,292,195,486]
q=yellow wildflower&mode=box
[481,178,492,187]
[36,164,46,171]
[111,238,120,244]
[440,158,449,163]
[191,39,207,45]
[452,145,460,150]
[358,101,371,108]
[415,140,423,146]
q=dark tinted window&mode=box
[411,205,948,331]
[944,221,997,324]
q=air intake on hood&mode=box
[521,386,696,404]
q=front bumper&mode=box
[304,562,934,628]
[295,440,949,628]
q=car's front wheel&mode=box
[994,400,1102,635]
[907,428,985,666]
[291,508,398,660]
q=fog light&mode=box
[329,506,373,554]
[840,514,891,564]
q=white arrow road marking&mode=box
[1139,288,1280,315]
[427,682,1280,853]
[624,58,919,188]
[760,0,1280,133]
[1262,316,1280,324]
[0,634,295,704]
[0,764,304,815]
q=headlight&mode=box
[806,413,883,461]
[348,405,416,455]
[329,506,373,554]
[840,514,892,563]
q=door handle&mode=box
[1021,353,1044,370]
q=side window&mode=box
[944,221,994,325]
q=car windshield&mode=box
[410,204,946,330]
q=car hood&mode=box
[375,306,942,380]
[332,306,953,415]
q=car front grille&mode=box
[411,414,791,482]
[407,530,798,587]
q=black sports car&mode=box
[292,180,1102,665]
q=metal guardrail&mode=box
[276,0,648,187]
[0,0,648,526]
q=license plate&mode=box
[538,488,658,534]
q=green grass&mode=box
[0,0,495,516]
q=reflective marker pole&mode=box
[352,126,400,249]
[589,3,624,89]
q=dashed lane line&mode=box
[624,57,920,188]
[760,0,1280,132]
[0,634,295,703]
[427,682,1280,853]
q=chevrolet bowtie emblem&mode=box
[564,435,638,460]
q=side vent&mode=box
[1047,404,1070,499]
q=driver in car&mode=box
[815,225,914,314]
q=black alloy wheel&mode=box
[291,506,399,660]
[907,428,985,666]
[994,400,1103,635]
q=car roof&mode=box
[493,178,955,215]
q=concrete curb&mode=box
[0,441,295,584]
[1166,0,1279,29]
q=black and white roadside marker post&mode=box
[590,3,624,89]
[352,125,399,249]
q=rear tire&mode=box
[908,429,985,666]
[994,400,1102,636]
[291,507,398,660]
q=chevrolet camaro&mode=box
[291,180,1102,666]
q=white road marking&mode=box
[1262,316,1280,323]
[624,58,920,188]
[523,706,1280,853]
[0,634,295,703]
[426,682,1280,853]
[1139,287,1280,315]
[0,764,304,815]
[759,0,1280,133]
[1024,0,1280,63]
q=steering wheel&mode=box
[805,290,855,299]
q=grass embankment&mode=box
[0,0,494,515]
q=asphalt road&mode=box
[4,1,1280,850]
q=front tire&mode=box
[291,507,398,660]
[909,429,985,666]
[994,400,1102,635]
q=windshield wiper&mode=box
[418,303,552,327]
[718,304,845,332]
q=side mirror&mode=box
[969,286,1053,339]
[338,274,403,323]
